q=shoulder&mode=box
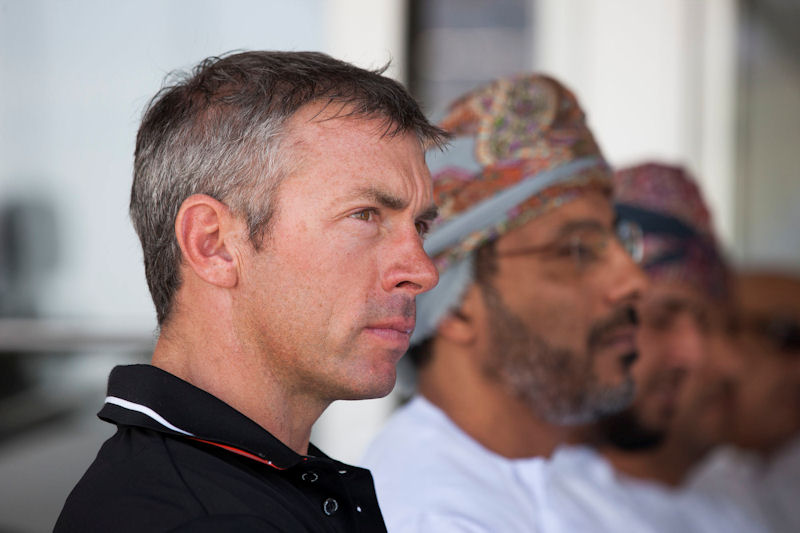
[539,446,657,533]
[56,427,223,531]
[55,427,314,532]
[362,397,544,532]
[362,397,453,468]
[362,396,482,493]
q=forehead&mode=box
[280,103,430,194]
[284,102,418,156]
[495,190,613,251]
[641,280,712,312]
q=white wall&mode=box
[324,0,408,82]
[735,1,800,271]
[530,0,738,251]
[0,0,325,326]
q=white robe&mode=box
[690,437,800,533]
[361,395,547,532]
[542,445,770,533]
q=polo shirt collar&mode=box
[98,364,318,470]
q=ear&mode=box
[175,194,241,289]
[436,284,483,346]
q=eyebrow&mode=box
[650,297,696,315]
[647,298,711,326]
[364,187,407,210]
[418,204,439,222]
[354,186,438,220]
[552,219,609,239]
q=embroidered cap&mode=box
[412,74,612,345]
[613,162,729,301]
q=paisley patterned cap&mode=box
[425,73,612,272]
[412,74,611,345]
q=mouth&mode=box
[648,371,687,409]
[364,318,415,347]
[594,327,638,356]
[621,351,639,368]
[589,306,639,357]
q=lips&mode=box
[367,318,415,334]
[594,326,638,354]
[621,351,639,367]
[364,318,415,346]
[588,306,639,354]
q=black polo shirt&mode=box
[55,364,387,532]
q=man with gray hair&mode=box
[362,74,647,532]
[56,51,446,532]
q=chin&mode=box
[340,367,397,400]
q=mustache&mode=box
[364,296,416,323]
[588,306,638,351]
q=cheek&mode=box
[500,281,593,346]
[633,332,664,375]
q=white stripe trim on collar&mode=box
[105,396,194,436]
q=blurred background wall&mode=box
[0,0,797,531]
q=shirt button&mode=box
[301,471,319,483]
[323,498,339,516]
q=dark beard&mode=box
[594,407,666,450]
[480,282,636,425]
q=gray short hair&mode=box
[131,51,448,325]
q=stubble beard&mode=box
[480,282,635,426]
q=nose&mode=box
[381,227,439,295]
[605,239,650,307]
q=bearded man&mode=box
[543,164,768,533]
[362,74,647,532]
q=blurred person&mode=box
[361,74,648,532]
[691,271,800,533]
[732,272,800,455]
[543,164,766,532]
[55,50,448,533]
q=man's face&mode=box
[667,323,739,454]
[233,106,438,405]
[732,274,800,453]
[599,280,735,451]
[627,283,714,438]
[481,191,648,424]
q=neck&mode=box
[600,435,707,487]
[418,345,567,458]
[152,304,326,456]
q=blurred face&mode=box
[599,281,736,450]
[481,191,648,424]
[631,283,711,432]
[234,106,438,404]
[667,323,739,453]
[732,274,800,454]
